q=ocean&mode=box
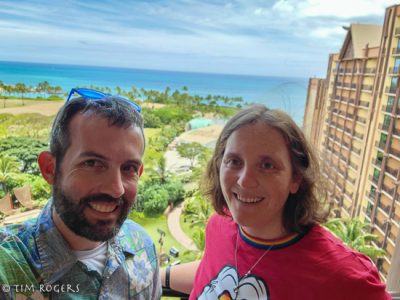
[0,61,308,124]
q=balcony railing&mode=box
[372,158,383,167]
[385,165,398,178]
[390,146,400,157]
[382,105,393,113]
[379,123,390,132]
[361,84,373,91]
[369,174,379,184]
[382,183,395,196]
[385,86,397,94]
[375,140,386,150]
[393,127,400,137]
[392,47,400,55]
[359,100,369,107]
[364,67,376,74]
[395,27,400,35]
[352,147,361,155]
[355,116,366,124]
[389,66,400,75]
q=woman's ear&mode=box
[38,151,56,185]
[290,174,302,194]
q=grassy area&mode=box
[129,210,194,266]
[144,128,161,140]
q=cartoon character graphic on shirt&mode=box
[198,265,269,300]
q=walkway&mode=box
[167,202,198,251]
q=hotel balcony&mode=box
[385,86,397,94]
[392,47,400,55]
[379,123,390,132]
[355,115,367,124]
[385,165,399,179]
[369,174,379,185]
[354,131,364,140]
[389,146,400,159]
[382,105,395,114]
[372,157,383,167]
[382,183,395,196]
[359,100,369,108]
[375,140,386,151]
[392,127,400,137]
[388,66,400,76]
[361,84,373,92]
[363,67,376,75]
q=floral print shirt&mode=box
[0,200,161,300]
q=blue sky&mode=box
[0,0,398,77]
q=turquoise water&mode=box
[0,61,308,124]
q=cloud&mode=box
[0,0,398,77]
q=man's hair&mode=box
[202,104,328,233]
[49,97,144,168]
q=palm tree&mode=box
[183,192,212,228]
[0,80,5,108]
[14,83,28,105]
[324,218,386,259]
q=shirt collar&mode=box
[33,200,137,283]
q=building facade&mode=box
[304,5,400,290]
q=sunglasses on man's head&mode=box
[66,88,142,113]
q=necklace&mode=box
[233,228,273,293]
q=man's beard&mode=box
[52,181,132,242]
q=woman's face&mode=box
[219,121,300,239]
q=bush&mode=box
[164,181,185,205]
[143,188,169,217]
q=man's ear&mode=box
[38,151,56,185]
[139,164,144,177]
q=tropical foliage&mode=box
[324,218,386,259]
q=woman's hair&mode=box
[202,104,328,233]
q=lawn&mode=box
[129,210,196,266]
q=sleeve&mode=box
[322,252,391,300]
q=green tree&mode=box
[0,137,47,174]
[142,187,169,217]
[183,191,212,228]
[176,142,207,167]
[36,81,50,98]
[324,218,386,260]
[164,180,185,205]
[0,80,5,108]
[14,83,29,105]
[0,155,21,193]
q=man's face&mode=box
[53,113,144,241]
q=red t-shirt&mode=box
[190,213,390,300]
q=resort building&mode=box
[304,4,400,289]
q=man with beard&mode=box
[0,88,161,299]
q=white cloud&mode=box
[310,26,345,38]
[0,0,397,77]
[273,0,399,19]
